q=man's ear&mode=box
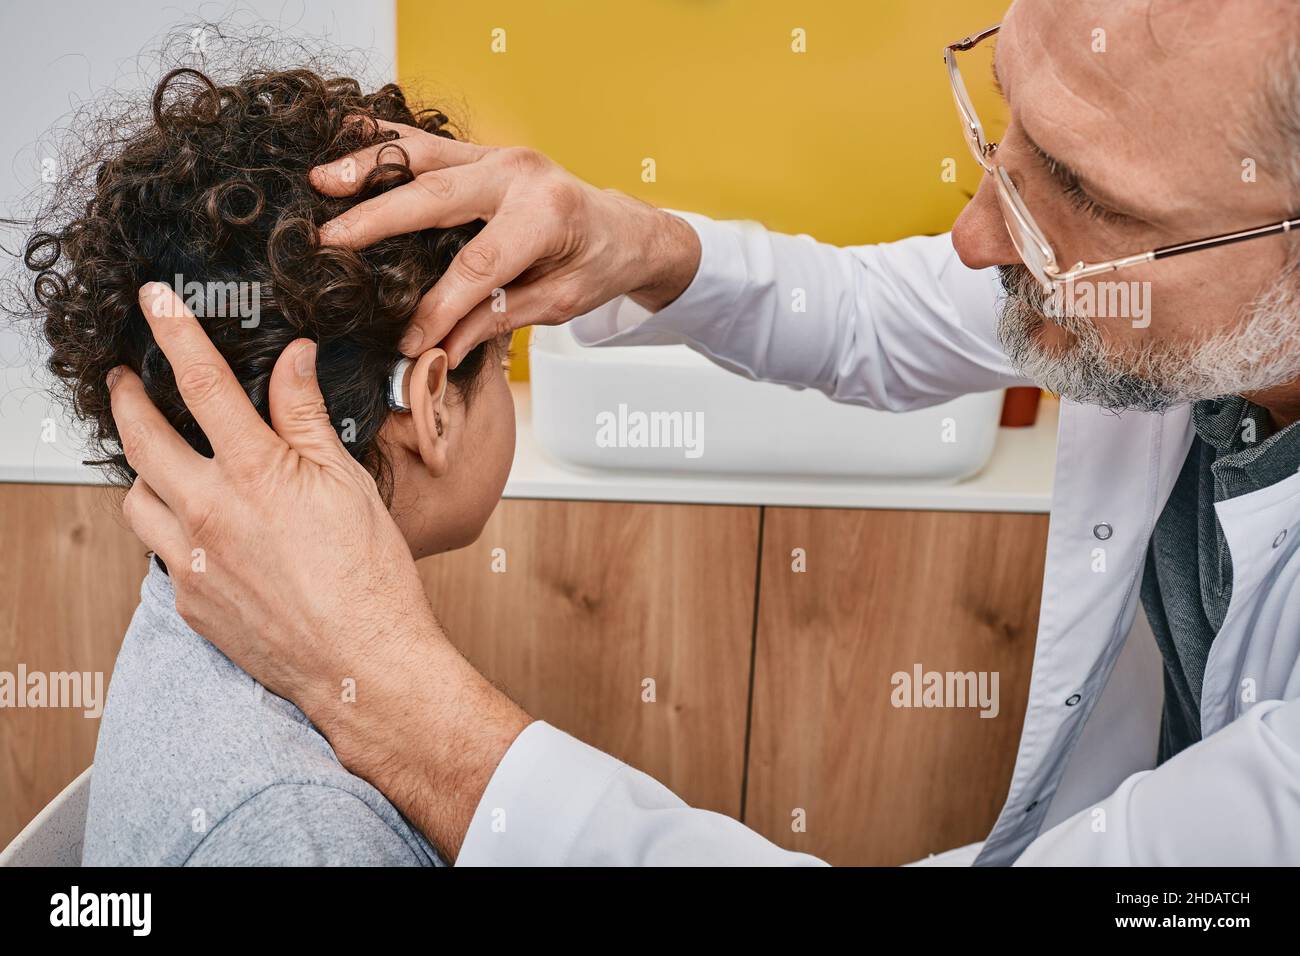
[408,348,450,477]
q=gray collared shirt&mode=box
[1140,396,1300,763]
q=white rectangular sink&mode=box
[529,325,1004,482]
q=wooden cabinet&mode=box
[0,485,1047,864]
[744,508,1048,865]
[0,484,148,847]
[416,498,759,815]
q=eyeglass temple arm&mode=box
[948,24,1001,52]
[1153,218,1300,260]
[1059,219,1300,283]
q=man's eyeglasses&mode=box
[945,23,1300,293]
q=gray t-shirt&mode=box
[82,560,441,866]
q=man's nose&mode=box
[951,173,1020,270]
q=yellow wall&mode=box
[396,0,1009,377]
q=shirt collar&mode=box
[1193,396,1300,498]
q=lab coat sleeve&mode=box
[1014,698,1300,865]
[568,212,1028,411]
[456,721,827,866]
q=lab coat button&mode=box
[1093,523,1113,540]
[1273,529,1288,549]
[1024,800,1039,813]
[1065,694,1081,706]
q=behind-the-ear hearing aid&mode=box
[387,357,413,412]
[387,355,443,435]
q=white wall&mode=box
[0,0,396,368]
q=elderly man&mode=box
[109,0,1300,864]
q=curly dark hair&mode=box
[15,62,497,500]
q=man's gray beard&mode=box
[995,264,1300,413]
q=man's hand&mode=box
[109,283,529,858]
[310,121,701,366]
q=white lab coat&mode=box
[455,213,1300,866]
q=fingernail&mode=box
[140,281,173,319]
[399,326,424,355]
[294,341,317,379]
[106,366,125,389]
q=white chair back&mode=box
[0,766,92,867]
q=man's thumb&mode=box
[269,340,347,463]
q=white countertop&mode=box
[0,366,1057,513]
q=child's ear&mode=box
[408,348,450,477]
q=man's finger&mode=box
[122,477,189,572]
[399,214,552,355]
[107,365,207,507]
[317,163,503,249]
[268,340,352,466]
[137,283,277,465]
[310,123,489,198]
[436,280,576,368]
[437,308,514,371]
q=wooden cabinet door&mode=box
[1,484,1039,862]
[744,507,1048,865]
[417,498,760,816]
[0,483,148,848]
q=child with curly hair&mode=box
[18,62,516,865]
